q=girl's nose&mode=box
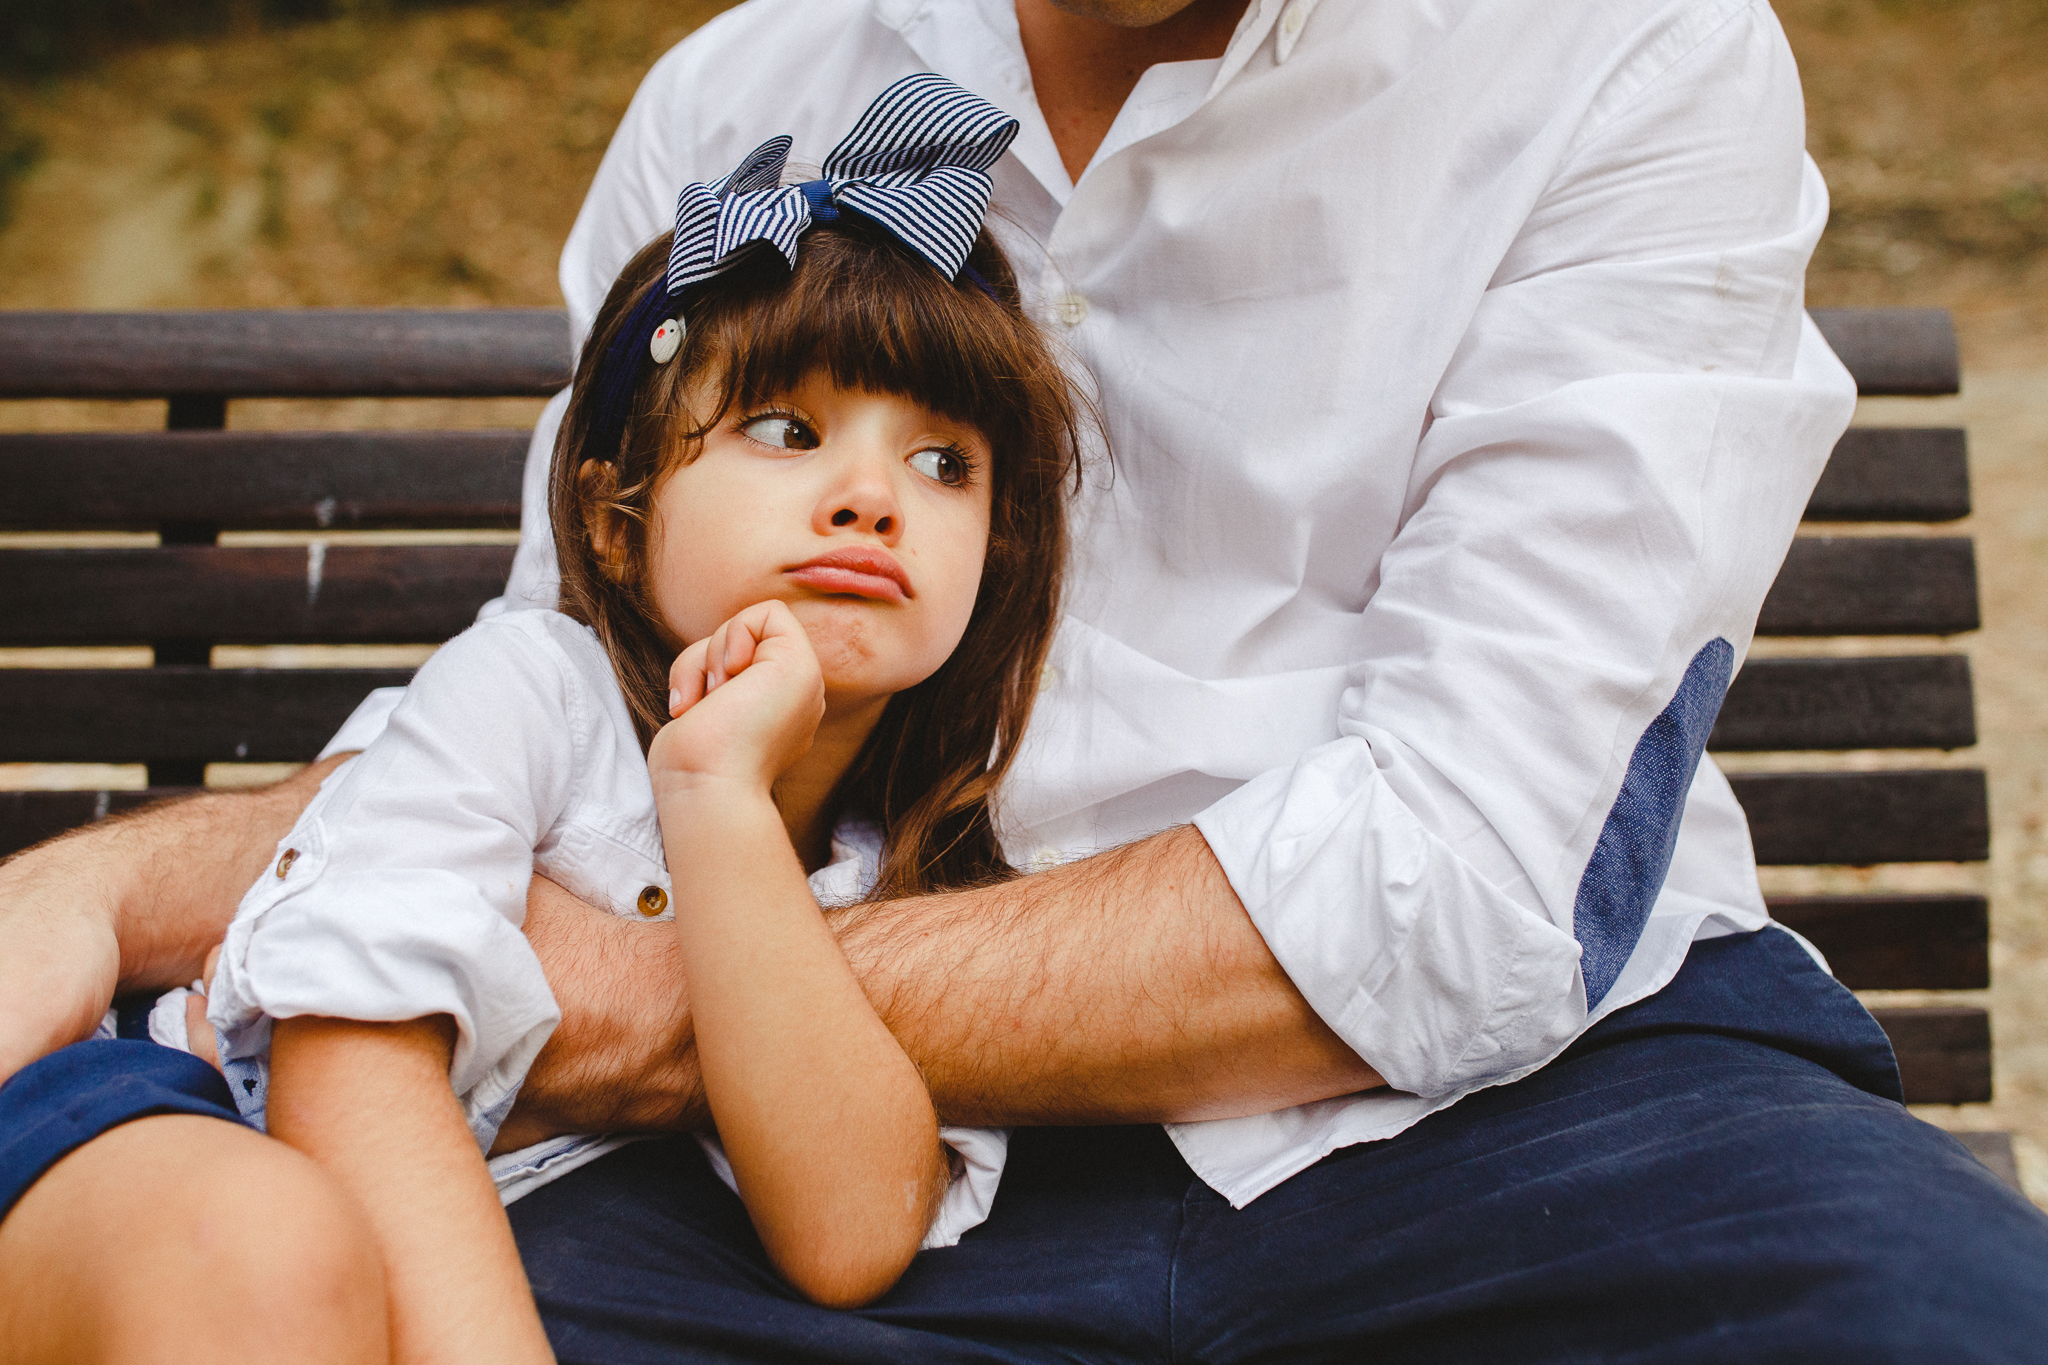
[816,456,903,543]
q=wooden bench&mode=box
[0,306,2010,1181]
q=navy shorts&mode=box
[0,1013,245,1222]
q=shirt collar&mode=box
[874,0,1325,205]
[1210,0,1325,94]
[874,0,1072,201]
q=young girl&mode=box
[155,74,1079,1358]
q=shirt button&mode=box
[1027,847,1063,873]
[274,848,298,879]
[1055,293,1089,327]
[637,885,669,917]
[1281,0,1308,37]
[1038,664,1059,693]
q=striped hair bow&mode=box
[668,71,1018,294]
[588,74,1019,464]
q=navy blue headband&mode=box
[586,73,1020,467]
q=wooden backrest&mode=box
[0,306,1991,1103]
[0,311,565,812]
[1715,307,1988,1105]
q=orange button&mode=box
[636,885,669,917]
[275,848,298,879]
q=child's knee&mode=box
[160,1123,388,1352]
[1,1115,387,1364]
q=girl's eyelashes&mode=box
[908,444,975,488]
[738,412,821,450]
[737,407,978,487]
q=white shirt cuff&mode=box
[1193,735,1583,1098]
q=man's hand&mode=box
[0,757,348,1086]
[509,824,1382,1139]
[494,876,707,1150]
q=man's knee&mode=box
[0,1114,386,1365]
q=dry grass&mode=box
[1785,0,2048,366]
[0,0,2043,1195]
[0,0,734,311]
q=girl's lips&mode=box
[786,548,911,601]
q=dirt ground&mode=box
[0,1,2043,1199]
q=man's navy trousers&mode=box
[509,927,2048,1363]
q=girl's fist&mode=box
[649,600,825,793]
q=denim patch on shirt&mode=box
[1574,639,1735,1008]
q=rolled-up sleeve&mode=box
[1195,3,1856,1099]
[209,616,581,1147]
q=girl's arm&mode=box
[652,602,951,1309]
[267,1015,555,1365]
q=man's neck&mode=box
[1014,0,1252,182]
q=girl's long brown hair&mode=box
[552,217,1084,900]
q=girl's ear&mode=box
[577,460,632,584]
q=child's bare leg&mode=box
[0,1115,387,1365]
[0,756,350,1084]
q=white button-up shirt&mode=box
[208,611,1008,1247]
[470,0,1857,1208]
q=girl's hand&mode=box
[184,944,225,1072]
[650,600,826,794]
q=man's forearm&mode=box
[515,825,1381,1137]
[839,825,1382,1126]
[0,756,345,1080]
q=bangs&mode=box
[554,213,1085,898]
[679,218,1040,449]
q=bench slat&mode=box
[0,310,571,399]
[1730,769,1989,865]
[1759,538,1979,636]
[1807,428,1970,522]
[0,423,1966,531]
[1872,1006,1992,1105]
[1767,894,1988,989]
[5,540,1980,647]
[1711,655,1975,752]
[0,431,525,531]
[1809,308,1961,396]
[0,546,513,645]
[0,669,414,763]
[0,307,1948,399]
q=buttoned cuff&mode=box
[209,846,561,1152]
[1192,736,1583,1098]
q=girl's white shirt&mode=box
[197,608,1007,1250]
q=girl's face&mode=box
[641,372,995,713]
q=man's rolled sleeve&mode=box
[1195,742,1583,1099]
[1197,2,1855,1095]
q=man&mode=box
[3,1,2045,1360]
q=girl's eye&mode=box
[908,445,971,487]
[739,415,819,450]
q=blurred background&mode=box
[0,0,2042,1196]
